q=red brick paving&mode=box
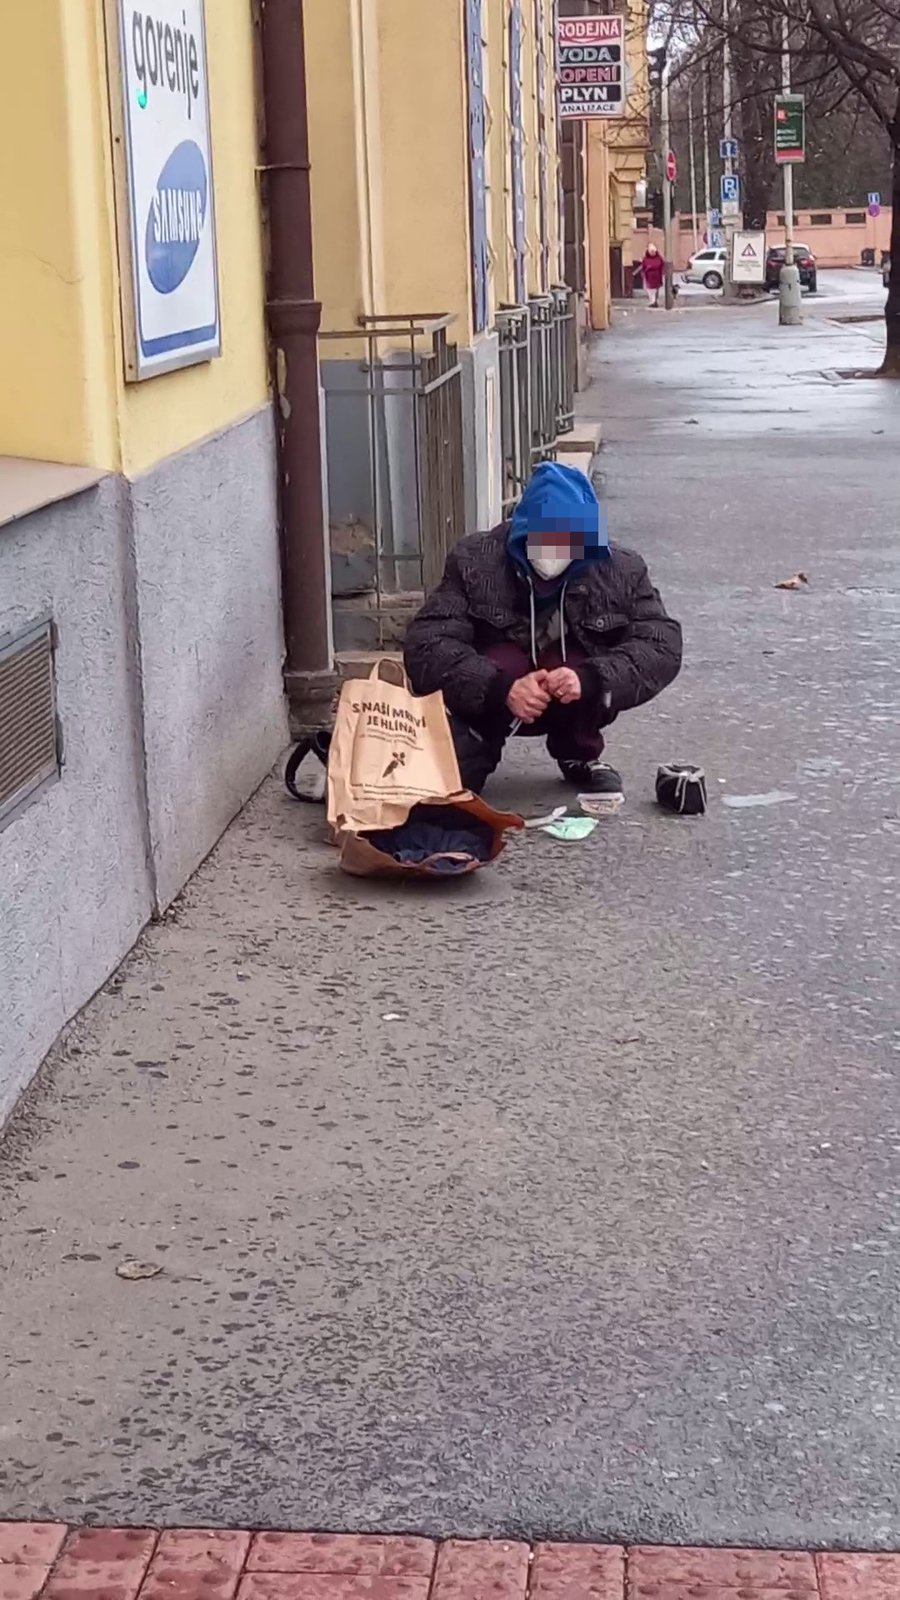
[246,1535,435,1577]
[139,1529,251,1599]
[533,1541,624,1600]
[431,1538,529,1600]
[0,1527,897,1599]
[817,1552,900,1597]
[628,1544,819,1596]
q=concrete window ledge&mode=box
[0,456,106,533]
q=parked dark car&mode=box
[883,254,891,290]
[765,243,817,293]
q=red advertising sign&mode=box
[556,14,625,119]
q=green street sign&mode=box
[774,94,805,164]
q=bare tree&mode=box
[655,0,900,370]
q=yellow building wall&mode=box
[485,0,513,311]
[520,0,541,296]
[0,0,112,467]
[606,0,649,271]
[482,0,562,309]
[543,6,563,288]
[308,0,382,337]
[586,127,612,331]
[376,1,472,339]
[0,0,269,477]
[308,0,473,349]
[583,0,650,325]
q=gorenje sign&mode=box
[774,94,806,165]
[556,16,625,119]
[111,0,221,380]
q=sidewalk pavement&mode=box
[0,1526,896,1600]
[2,297,900,1550]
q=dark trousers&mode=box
[452,643,605,794]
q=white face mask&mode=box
[529,551,573,581]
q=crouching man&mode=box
[403,461,682,798]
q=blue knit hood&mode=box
[507,461,609,577]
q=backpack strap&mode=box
[284,731,332,803]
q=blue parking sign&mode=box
[721,174,740,204]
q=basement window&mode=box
[0,618,60,829]
[809,213,833,226]
[845,211,866,225]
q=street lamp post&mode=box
[688,86,700,258]
[779,16,802,325]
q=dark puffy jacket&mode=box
[404,527,682,726]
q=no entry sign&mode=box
[665,150,677,183]
[556,15,625,119]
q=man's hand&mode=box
[506,671,551,723]
[545,666,582,704]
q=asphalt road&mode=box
[1,289,899,1549]
[676,262,887,306]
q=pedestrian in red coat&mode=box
[640,243,666,307]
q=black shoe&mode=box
[558,759,624,799]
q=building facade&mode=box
[0,0,631,1122]
[305,0,576,652]
[583,0,651,328]
[0,0,286,1120]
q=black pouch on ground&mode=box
[656,761,708,816]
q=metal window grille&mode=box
[529,293,557,466]
[497,285,578,517]
[0,618,59,828]
[320,316,465,645]
[551,285,576,436]
[497,305,532,518]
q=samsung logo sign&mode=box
[145,139,208,293]
[116,0,220,376]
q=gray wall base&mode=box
[132,408,287,909]
[0,405,287,1123]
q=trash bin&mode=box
[861,248,875,267]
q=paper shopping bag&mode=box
[338,795,524,879]
[326,662,463,834]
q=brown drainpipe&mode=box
[256,0,337,732]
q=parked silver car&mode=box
[682,247,726,290]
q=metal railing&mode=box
[497,305,531,519]
[497,288,578,517]
[552,285,577,437]
[319,315,464,646]
[529,294,557,466]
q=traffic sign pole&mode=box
[778,18,802,326]
[721,0,739,299]
[661,65,674,309]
